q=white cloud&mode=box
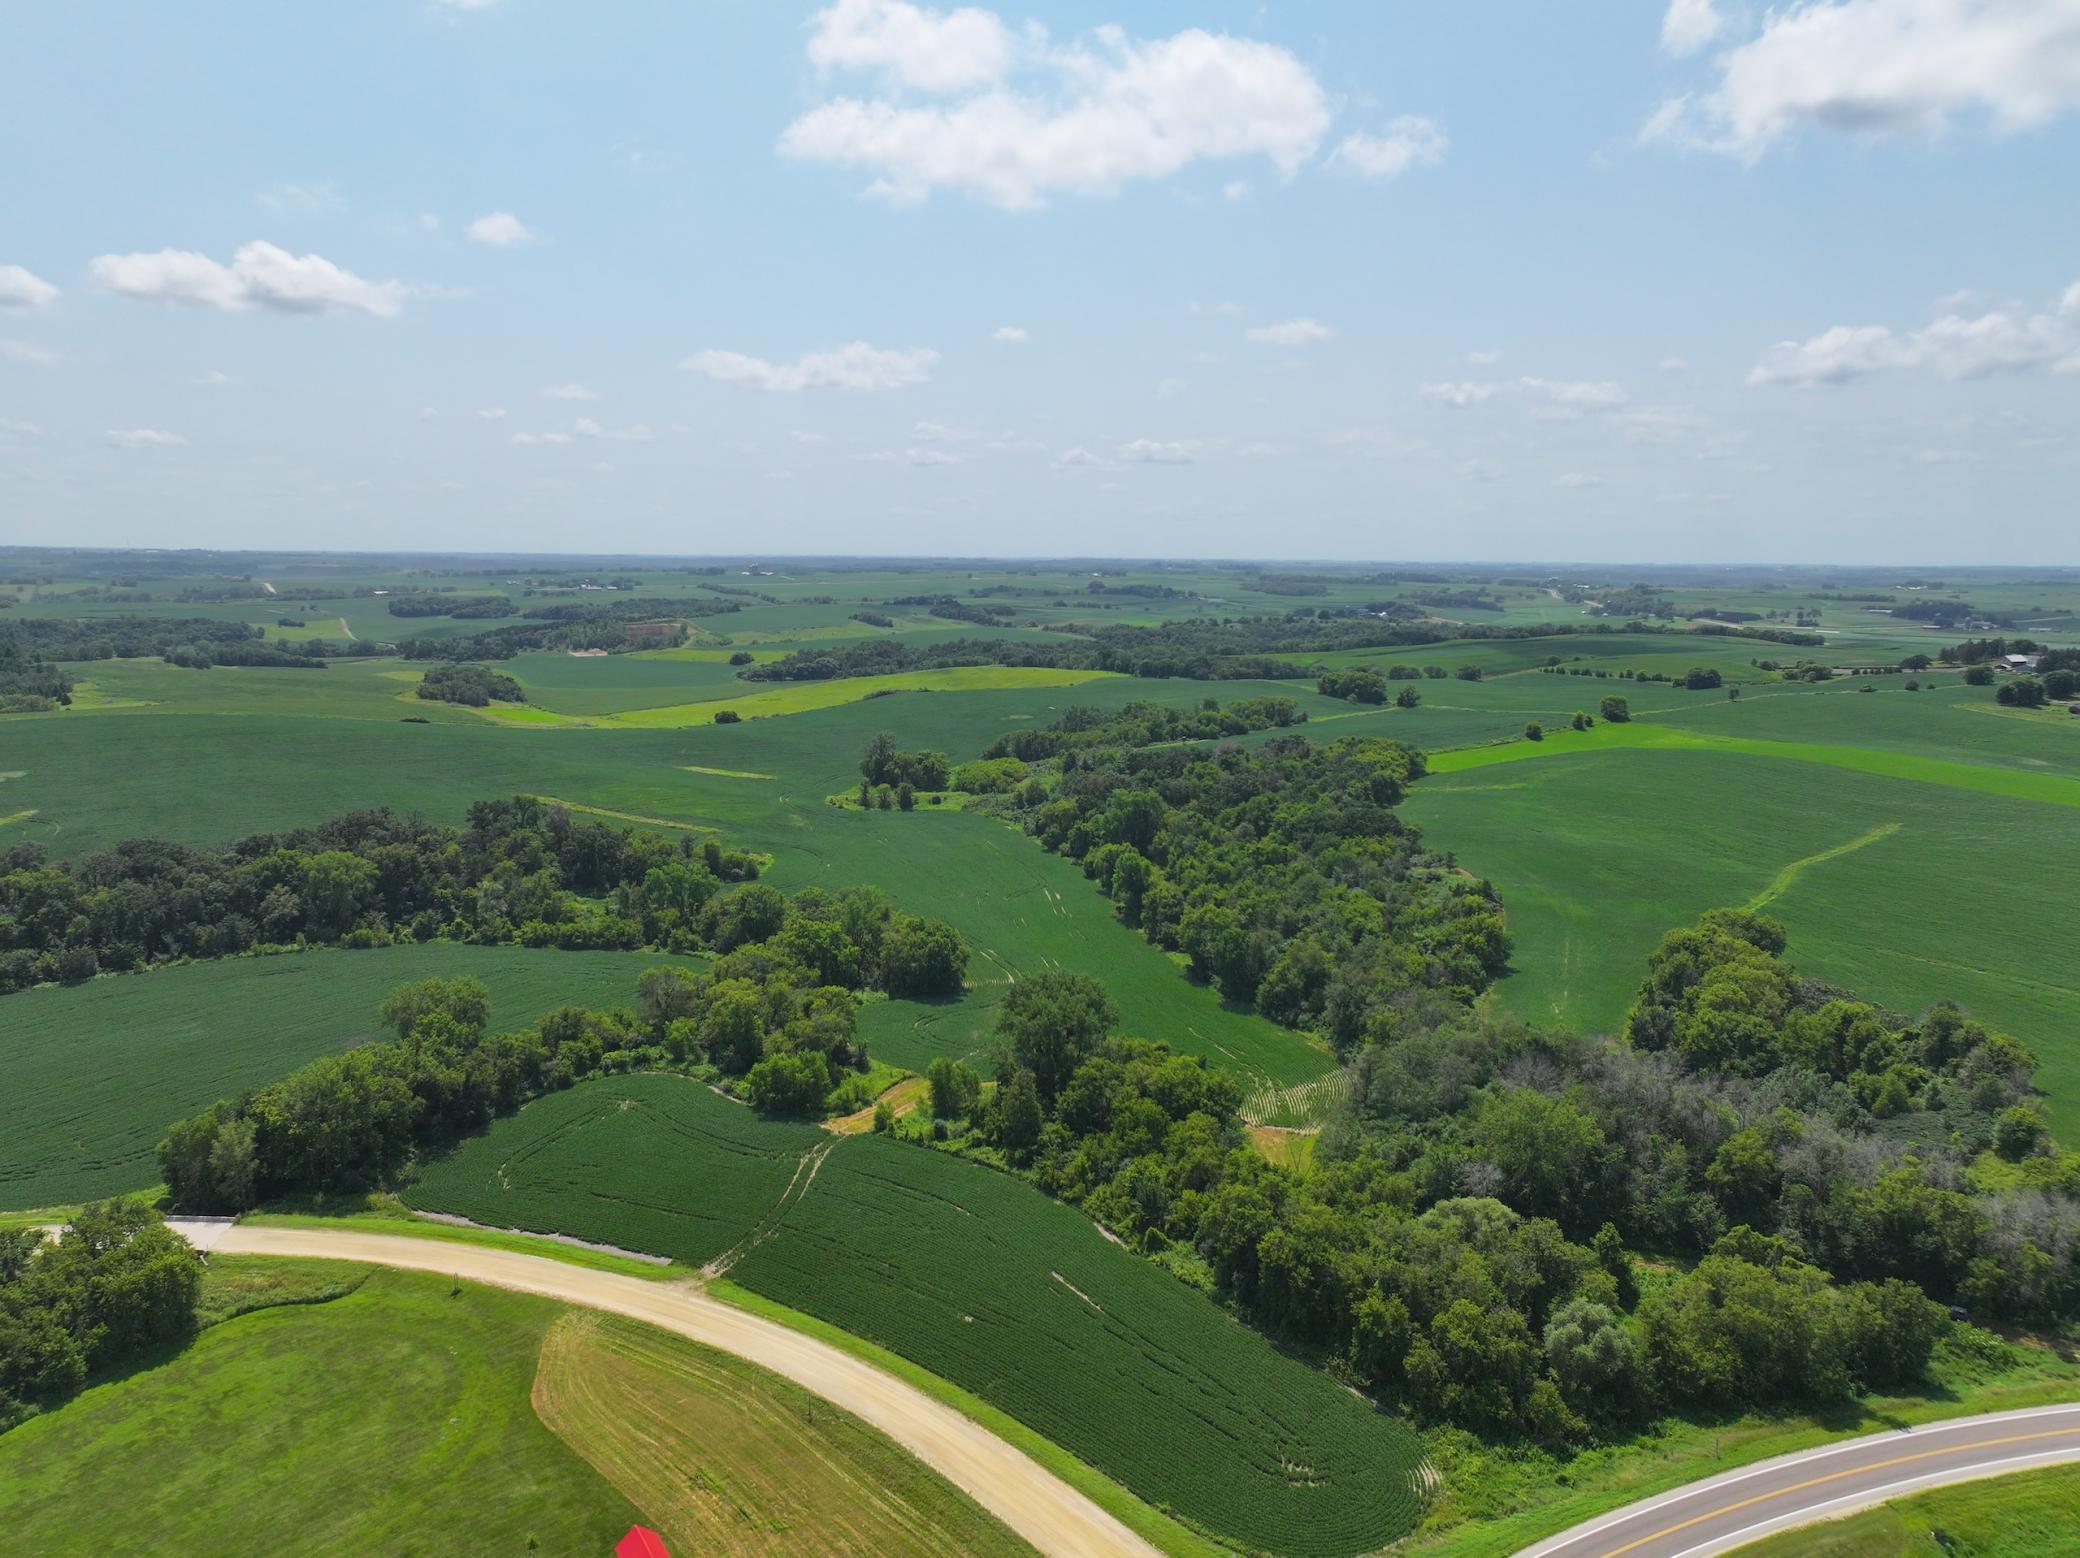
[1052,445,1104,470]
[1421,376,1628,412]
[106,428,186,449]
[1748,280,2080,385]
[467,211,536,247]
[1612,406,1716,443]
[431,0,507,10]
[684,341,938,392]
[0,418,43,439]
[1245,316,1333,347]
[574,417,655,442]
[1330,115,1448,181]
[256,182,345,215]
[0,265,60,309]
[1117,437,1202,464]
[1466,348,1504,366]
[1660,0,1725,57]
[0,340,61,366]
[511,431,574,447]
[1555,471,1604,489]
[992,324,1029,343]
[1648,0,2080,158]
[781,22,1332,209]
[90,241,405,317]
[477,407,508,420]
[808,0,1014,93]
[539,383,598,401]
[195,369,236,387]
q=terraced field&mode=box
[408,1075,1425,1556]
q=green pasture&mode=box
[1732,1463,2080,1556]
[0,944,667,1208]
[408,1074,1424,1557]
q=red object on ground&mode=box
[615,1526,670,1558]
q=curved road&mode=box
[1520,1402,2080,1557]
[174,1222,1157,1558]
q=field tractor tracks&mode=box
[702,1138,838,1279]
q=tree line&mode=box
[0,796,883,992]
[906,908,2064,1444]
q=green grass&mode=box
[1405,750,2080,1135]
[0,1267,642,1554]
[0,944,669,1208]
[408,1074,1425,1556]
[1730,1462,2080,1556]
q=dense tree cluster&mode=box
[416,663,527,706]
[385,594,513,619]
[1016,733,1509,1042]
[0,631,72,710]
[980,697,1304,765]
[1,615,375,665]
[917,908,2058,1441]
[1317,668,1387,704]
[859,732,950,791]
[1,1204,201,1432]
[0,797,777,991]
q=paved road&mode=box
[174,1221,1158,1558]
[1520,1402,2080,1557]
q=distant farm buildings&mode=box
[2001,653,2041,672]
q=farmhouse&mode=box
[2001,653,2040,672]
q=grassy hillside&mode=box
[407,1074,1425,1556]
[0,1266,640,1554]
[0,945,667,1208]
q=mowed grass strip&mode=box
[533,1311,1035,1557]
[0,1268,640,1554]
[1729,1461,2080,1556]
[1424,719,2080,809]
[0,944,671,1209]
[410,1077,1423,1556]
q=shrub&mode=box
[713,709,742,724]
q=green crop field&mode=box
[1407,747,2080,1133]
[0,945,668,1208]
[407,1074,1425,1556]
[1733,1462,2080,1556]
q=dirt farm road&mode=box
[175,1221,1159,1558]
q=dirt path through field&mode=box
[183,1222,1156,1558]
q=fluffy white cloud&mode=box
[1330,115,1448,181]
[1648,0,2080,158]
[992,324,1029,343]
[808,0,1014,93]
[90,241,405,317]
[1555,471,1605,488]
[0,265,60,309]
[477,406,507,420]
[781,23,1332,209]
[106,428,186,448]
[432,0,507,10]
[684,341,938,392]
[539,383,598,401]
[1749,280,2080,385]
[1660,0,1725,57]
[511,431,574,447]
[1245,317,1333,346]
[1420,376,1628,412]
[1466,348,1504,366]
[0,417,43,439]
[467,211,535,247]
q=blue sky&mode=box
[2,0,2076,562]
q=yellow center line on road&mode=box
[1602,1426,2080,1556]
